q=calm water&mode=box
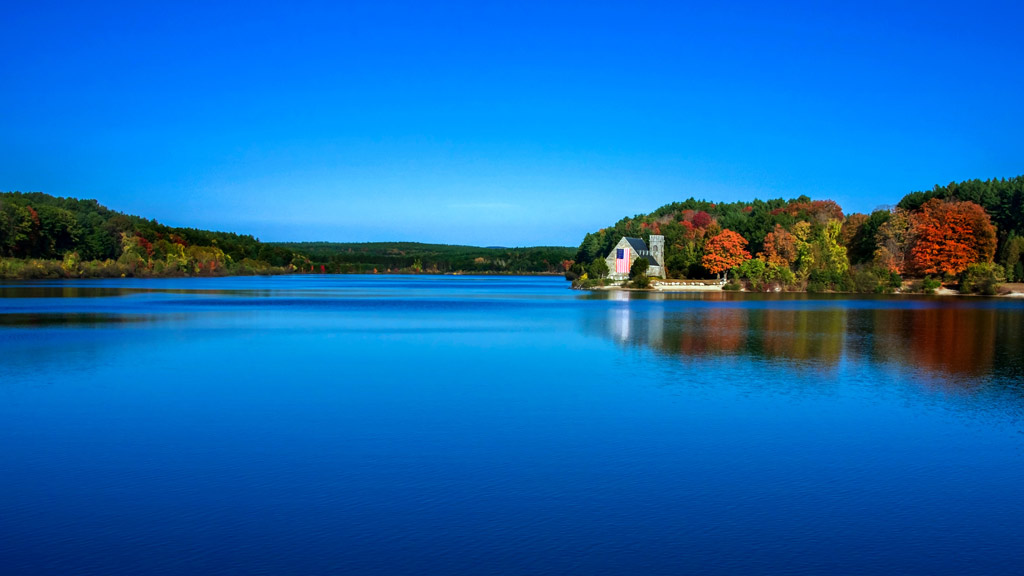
[2,275,1024,575]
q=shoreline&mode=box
[578,280,1024,297]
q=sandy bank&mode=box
[652,280,725,292]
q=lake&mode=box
[2,275,1024,575]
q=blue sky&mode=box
[2,1,1022,246]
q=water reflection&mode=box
[0,313,162,327]
[587,293,1024,381]
[861,307,1007,380]
[0,285,276,299]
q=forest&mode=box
[0,192,571,279]
[569,176,1024,294]
[270,242,573,275]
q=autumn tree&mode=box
[840,213,868,255]
[702,229,751,279]
[898,175,1024,260]
[909,199,997,276]
[791,221,815,276]
[821,220,849,277]
[774,199,844,224]
[762,224,798,267]
[870,208,912,274]
[664,219,709,278]
[691,210,714,229]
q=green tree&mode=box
[736,257,768,290]
[846,210,890,265]
[999,235,1024,282]
[630,257,649,280]
[588,258,609,279]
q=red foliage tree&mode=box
[692,211,714,229]
[772,199,844,223]
[702,229,751,276]
[909,199,997,276]
[136,236,154,257]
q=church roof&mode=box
[624,237,649,253]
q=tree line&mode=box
[570,176,1024,294]
[270,242,574,275]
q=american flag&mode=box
[616,248,630,274]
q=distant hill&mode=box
[270,241,575,274]
[0,191,295,261]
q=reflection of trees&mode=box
[866,306,1021,379]
[592,302,846,366]
[586,294,1024,381]
[0,286,270,299]
[671,308,748,357]
[756,308,845,365]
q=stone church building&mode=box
[605,235,666,280]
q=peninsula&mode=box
[567,176,1024,296]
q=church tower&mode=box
[649,235,665,268]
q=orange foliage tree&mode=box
[909,199,997,276]
[762,224,798,267]
[703,229,751,278]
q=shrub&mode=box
[921,276,942,295]
[0,258,26,279]
[807,268,854,292]
[959,263,1005,295]
[806,280,826,293]
[630,274,652,289]
[851,266,902,294]
[768,265,797,291]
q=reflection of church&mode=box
[596,297,847,367]
[611,290,630,341]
